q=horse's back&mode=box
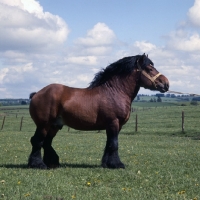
[29,83,100,129]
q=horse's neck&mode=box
[105,71,140,102]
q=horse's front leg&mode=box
[102,120,125,169]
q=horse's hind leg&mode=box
[28,128,47,169]
[43,128,60,169]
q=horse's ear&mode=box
[138,53,146,67]
[142,53,147,58]
[142,53,147,60]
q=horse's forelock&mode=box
[141,54,154,68]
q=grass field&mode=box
[136,95,193,103]
[0,104,200,199]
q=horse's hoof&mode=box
[46,164,60,169]
[28,157,47,169]
[102,162,125,169]
[28,163,47,169]
[117,162,125,169]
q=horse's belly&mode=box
[61,113,105,131]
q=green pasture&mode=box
[135,96,194,108]
[0,104,200,199]
[132,101,178,108]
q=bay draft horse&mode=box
[28,54,169,169]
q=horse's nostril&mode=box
[165,83,169,90]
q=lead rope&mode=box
[167,90,200,97]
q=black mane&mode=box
[88,55,141,88]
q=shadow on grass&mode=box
[60,163,101,168]
[0,164,28,169]
[0,163,101,169]
[171,131,200,140]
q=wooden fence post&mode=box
[135,114,138,132]
[182,111,184,132]
[1,116,6,130]
[20,116,23,131]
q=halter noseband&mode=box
[137,60,162,88]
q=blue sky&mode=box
[0,0,199,98]
[39,0,193,45]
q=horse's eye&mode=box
[146,65,155,73]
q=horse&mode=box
[28,54,169,169]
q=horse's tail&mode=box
[29,92,36,99]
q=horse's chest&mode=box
[120,111,130,125]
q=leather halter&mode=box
[137,60,162,88]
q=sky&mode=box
[0,0,200,98]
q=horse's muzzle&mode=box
[157,81,169,93]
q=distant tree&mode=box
[149,98,154,102]
[192,97,200,101]
[21,100,27,105]
[157,96,162,102]
[156,93,164,97]
[137,96,140,101]
[171,94,176,98]
[191,100,198,106]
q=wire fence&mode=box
[127,105,200,134]
[1,105,200,134]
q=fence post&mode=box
[135,114,138,132]
[1,116,6,130]
[182,111,184,132]
[20,116,23,131]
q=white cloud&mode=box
[77,74,91,82]
[0,68,9,84]
[0,0,43,17]
[76,23,116,47]
[188,0,200,27]
[167,31,200,52]
[70,22,117,65]
[0,63,34,84]
[0,0,69,52]
[165,0,200,53]
[65,56,98,66]
[134,41,156,53]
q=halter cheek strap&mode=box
[137,60,162,88]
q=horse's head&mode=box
[137,54,169,93]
